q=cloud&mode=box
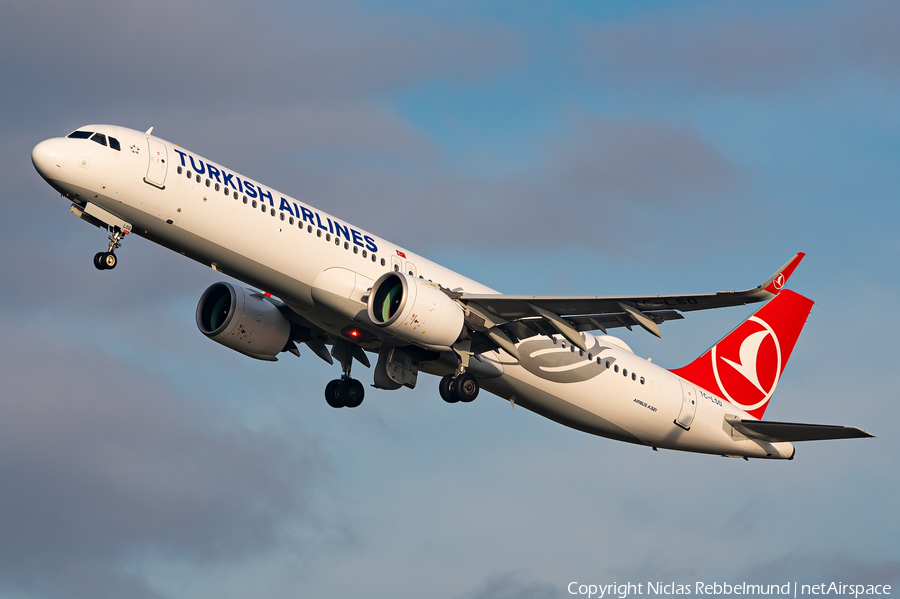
[742,555,900,586]
[282,111,744,255]
[581,0,900,93]
[456,572,558,599]
[0,325,324,598]
[0,0,523,121]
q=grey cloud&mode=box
[0,326,324,598]
[581,0,900,93]
[742,556,900,586]
[280,112,744,256]
[456,572,558,599]
[0,0,523,120]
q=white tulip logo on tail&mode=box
[711,316,782,413]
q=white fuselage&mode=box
[32,125,794,459]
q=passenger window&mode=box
[215,183,220,191]
[234,192,238,200]
[632,373,637,381]
[362,250,367,257]
[344,242,349,249]
[623,369,628,377]
[261,204,266,213]
[353,246,358,254]
[252,200,258,208]
[640,377,645,385]
[605,360,609,367]
[317,230,322,237]
[108,137,121,151]
[224,187,229,195]
[187,171,192,178]
[90,133,107,146]
[614,365,619,373]
[243,197,247,204]
[371,254,376,262]
[177,166,183,174]
[196,175,201,183]
[307,225,313,233]
[280,213,285,221]
[205,179,210,187]
[579,349,584,357]
[561,341,566,348]
[67,131,93,139]
[289,217,294,225]
[380,258,385,266]
[326,234,331,241]
[270,209,275,216]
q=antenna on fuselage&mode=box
[145,127,153,135]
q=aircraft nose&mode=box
[32,138,67,180]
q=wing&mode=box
[456,253,805,356]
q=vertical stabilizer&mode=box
[670,289,814,419]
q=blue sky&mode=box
[1,0,898,597]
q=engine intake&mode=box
[367,272,465,350]
[196,282,292,361]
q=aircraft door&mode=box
[390,255,402,272]
[674,379,697,430]
[144,137,168,188]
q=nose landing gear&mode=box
[93,228,128,270]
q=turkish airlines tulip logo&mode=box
[772,273,786,290]
[712,316,782,412]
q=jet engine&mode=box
[367,272,465,350]
[196,282,292,361]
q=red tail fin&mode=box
[670,289,814,419]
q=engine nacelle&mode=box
[367,272,465,350]
[196,282,292,361]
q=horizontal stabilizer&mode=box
[726,415,873,442]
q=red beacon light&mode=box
[341,326,376,342]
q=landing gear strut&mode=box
[440,341,480,403]
[93,228,127,270]
[325,341,365,408]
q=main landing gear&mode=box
[325,377,365,409]
[325,342,365,408]
[439,341,480,403]
[93,229,127,271]
[439,372,479,404]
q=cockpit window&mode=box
[90,133,107,146]
[67,131,93,139]
[108,136,121,151]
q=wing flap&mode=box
[726,415,873,442]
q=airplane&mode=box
[31,124,872,460]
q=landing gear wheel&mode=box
[342,379,365,408]
[325,379,343,408]
[94,252,107,270]
[453,372,479,403]
[439,374,457,403]
[101,252,117,269]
